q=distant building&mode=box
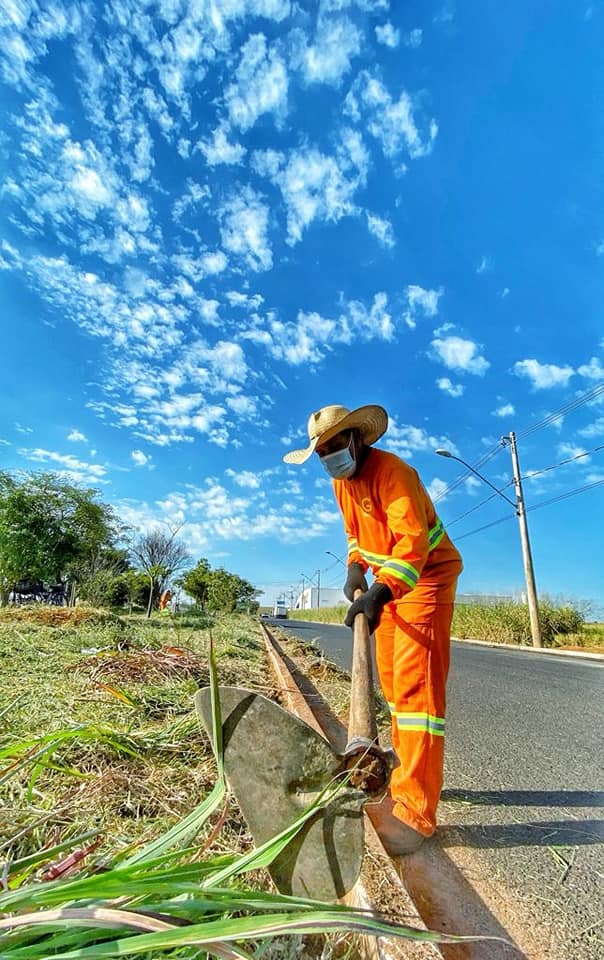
[295,586,348,610]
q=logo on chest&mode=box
[361,497,373,514]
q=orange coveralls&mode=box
[334,448,462,836]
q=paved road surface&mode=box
[268,618,604,959]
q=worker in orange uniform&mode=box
[159,589,172,612]
[284,404,462,855]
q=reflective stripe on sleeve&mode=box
[377,558,420,590]
[428,518,445,551]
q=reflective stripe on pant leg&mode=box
[388,601,453,837]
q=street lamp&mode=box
[435,450,517,509]
[435,443,542,648]
[325,550,346,567]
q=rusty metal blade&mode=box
[195,685,365,900]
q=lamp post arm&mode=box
[442,454,517,510]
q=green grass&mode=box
[286,601,603,649]
[0,605,496,957]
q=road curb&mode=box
[451,635,604,662]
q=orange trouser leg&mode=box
[374,601,453,837]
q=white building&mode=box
[295,586,348,610]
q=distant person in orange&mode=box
[159,590,172,611]
[284,404,462,855]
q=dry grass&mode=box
[0,605,125,627]
[0,609,271,864]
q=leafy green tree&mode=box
[0,472,118,605]
[178,558,212,608]
[131,528,190,618]
[179,561,259,614]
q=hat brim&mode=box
[283,404,388,465]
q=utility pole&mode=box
[436,439,542,648]
[504,432,542,648]
[300,575,305,609]
[316,568,321,610]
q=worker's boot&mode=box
[367,795,426,856]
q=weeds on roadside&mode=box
[0,633,494,958]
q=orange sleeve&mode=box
[374,463,430,600]
[333,481,369,574]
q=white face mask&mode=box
[320,436,356,479]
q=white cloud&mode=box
[558,442,590,462]
[295,17,362,85]
[437,377,464,398]
[404,28,423,48]
[404,284,441,329]
[432,336,490,375]
[198,123,246,166]
[427,478,449,501]
[366,212,395,248]
[225,468,262,489]
[385,418,458,460]
[375,23,400,47]
[345,71,437,160]
[15,422,33,434]
[269,132,368,244]
[513,359,574,389]
[226,291,264,310]
[476,255,492,274]
[244,292,393,365]
[577,357,604,380]
[131,449,150,466]
[579,417,604,438]
[18,447,107,483]
[226,33,288,131]
[492,403,515,418]
[67,429,87,441]
[501,287,510,298]
[218,187,272,272]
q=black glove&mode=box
[343,562,368,601]
[344,581,393,634]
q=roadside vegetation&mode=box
[290,601,603,650]
[0,470,260,618]
[0,606,474,957]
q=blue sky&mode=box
[1,1,603,613]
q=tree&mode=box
[131,528,190,618]
[0,472,118,606]
[180,559,259,614]
[208,568,259,613]
[178,558,212,608]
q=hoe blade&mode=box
[196,686,365,901]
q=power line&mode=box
[446,483,516,526]
[516,381,604,440]
[520,444,604,480]
[526,478,604,513]
[454,513,514,542]
[453,477,604,542]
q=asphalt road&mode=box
[268,617,604,959]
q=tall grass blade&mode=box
[122,635,225,867]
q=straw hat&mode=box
[283,404,388,465]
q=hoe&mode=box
[196,593,395,901]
